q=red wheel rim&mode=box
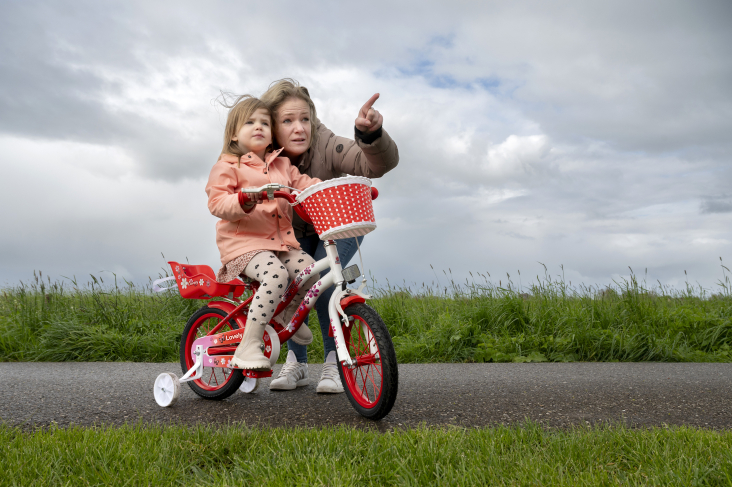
[342,314,383,408]
[185,311,237,391]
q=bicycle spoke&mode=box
[370,362,383,380]
[358,365,378,401]
[356,367,370,399]
[361,367,372,401]
[362,365,378,398]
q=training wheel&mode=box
[264,324,281,367]
[154,372,181,407]
[239,376,259,393]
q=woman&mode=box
[261,79,399,393]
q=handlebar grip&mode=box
[239,191,268,202]
[238,191,253,204]
[371,187,379,200]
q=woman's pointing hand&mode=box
[355,93,384,133]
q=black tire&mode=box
[337,303,398,420]
[180,306,245,400]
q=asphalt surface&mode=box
[1,362,731,431]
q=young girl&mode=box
[205,95,322,370]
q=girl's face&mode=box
[274,97,312,158]
[232,108,272,157]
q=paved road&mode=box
[1,363,730,430]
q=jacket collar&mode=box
[264,147,284,164]
[294,149,312,173]
[218,148,284,167]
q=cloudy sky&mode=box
[1,0,731,293]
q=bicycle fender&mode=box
[332,287,372,335]
[207,301,236,314]
[340,295,366,309]
[326,295,368,337]
[207,301,248,329]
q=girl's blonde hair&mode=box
[220,94,271,157]
[260,79,320,149]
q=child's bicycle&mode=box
[152,176,398,420]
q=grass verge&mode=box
[1,266,731,363]
[1,422,731,486]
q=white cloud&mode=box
[485,134,552,180]
[0,0,731,292]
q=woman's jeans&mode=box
[287,234,365,363]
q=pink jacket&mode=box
[205,148,321,265]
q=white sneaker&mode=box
[269,350,309,390]
[316,351,344,394]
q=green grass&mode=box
[1,421,731,486]
[1,264,731,364]
[374,265,732,364]
[0,272,199,362]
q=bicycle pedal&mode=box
[244,369,273,379]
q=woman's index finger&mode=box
[360,93,380,115]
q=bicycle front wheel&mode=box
[338,303,398,420]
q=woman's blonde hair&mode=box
[219,94,271,157]
[260,79,320,149]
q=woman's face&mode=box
[274,97,312,157]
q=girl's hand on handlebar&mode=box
[239,184,285,212]
[240,188,266,204]
[239,188,267,212]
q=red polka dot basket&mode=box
[295,176,376,240]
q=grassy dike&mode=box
[2,422,732,486]
[1,269,731,364]
[2,270,731,485]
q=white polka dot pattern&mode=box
[300,182,377,240]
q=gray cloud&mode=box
[701,198,732,214]
[1,0,731,291]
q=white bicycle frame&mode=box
[281,239,370,368]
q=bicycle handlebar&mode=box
[273,190,313,224]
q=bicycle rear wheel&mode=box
[338,303,398,420]
[180,306,245,400]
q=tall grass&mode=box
[0,271,199,362]
[1,262,731,363]
[371,260,732,363]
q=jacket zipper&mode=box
[265,161,286,247]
